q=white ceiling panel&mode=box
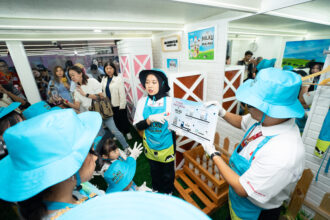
[0,0,228,24]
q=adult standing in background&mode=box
[0,59,23,93]
[226,56,231,65]
[307,61,324,92]
[65,60,74,78]
[92,58,105,75]
[101,62,132,140]
[87,64,103,82]
[0,84,27,108]
[237,51,259,80]
[47,66,73,104]
[64,66,130,151]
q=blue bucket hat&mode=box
[283,65,294,71]
[236,68,304,119]
[104,157,136,193]
[139,68,170,92]
[0,109,102,202]
[58,192,210,220]
[257,58,276,71]
[22,101,61,119]
[0,102,20,119]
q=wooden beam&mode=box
[286,169,314,218]
[305,193,330,220]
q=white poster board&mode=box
[168,98,219,145]
[161,35,181,52]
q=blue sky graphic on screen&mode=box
[282,39,330,67]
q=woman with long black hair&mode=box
[101,62,132,140]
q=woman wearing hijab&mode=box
[133,69,175,194]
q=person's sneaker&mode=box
[126,133,132,140]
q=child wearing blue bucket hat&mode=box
[22,100,61,119]
[202,68,305,220]
[0,109,102,220]
[95,138,151,192]
[104,157,152,193]
[104,157,137,193]
[0,102,22,159]
[97,138,142,176]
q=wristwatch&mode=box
[210,151,221,160]
[86,93,90,97]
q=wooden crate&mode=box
[183,145,229,206]
[175,170,218,215]
[174,133,234,215]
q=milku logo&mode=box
[112,171,124,184]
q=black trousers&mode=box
[226,206,282,220]
[258,206,282,220]
[148,159,175,194]
[112,106,130,135]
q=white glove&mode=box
[202,143,217,156]
[137,181,152,192]
[218,107,227,117]
[148,112,168,124]
[203,101,226,117]
[128,142,143,160]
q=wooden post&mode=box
[214,132,220,146]
[286,169,314,218]
[313,192,330,220]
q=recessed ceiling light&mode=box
[93,29,102,33]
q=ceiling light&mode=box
[74,50,77,55]
[93,29,102,33]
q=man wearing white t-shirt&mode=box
[203,68,305,220]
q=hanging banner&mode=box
[161,35,181,52]
[188,26,215,60]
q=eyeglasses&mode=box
[89,145,98,157]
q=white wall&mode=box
[230,36,284,67]
[152,31,183,69]
[300,49,330,218]
[152,20,236,150]
[152,21,228,103]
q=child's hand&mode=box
[129,142,143,160]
